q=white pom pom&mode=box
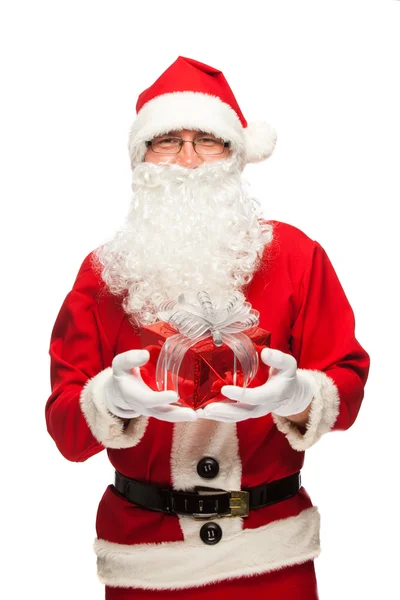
[244,121,277,163]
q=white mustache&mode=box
[132,153,243,189]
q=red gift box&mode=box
[140,321,271,409]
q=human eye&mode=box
[155,136,178,144]
[196,136,219,146]
[152,136,181,151]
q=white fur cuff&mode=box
[272,369,340,451]
[80,368,149,449]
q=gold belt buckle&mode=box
[192,489,249,519]
[229,490,249,517]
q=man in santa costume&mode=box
[46,56,370,598]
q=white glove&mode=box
[197,348,315,423]
[104,349,197,423]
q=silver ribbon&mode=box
[155,291,260,394]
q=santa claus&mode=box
[46,56,370,599]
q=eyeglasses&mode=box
[145,135,231,156]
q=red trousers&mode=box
[105,560,319,599]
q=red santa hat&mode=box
[128,56,277,167]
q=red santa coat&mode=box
[46,221,370,592]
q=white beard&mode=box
[95,154,273,328]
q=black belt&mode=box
[114,470,301,519]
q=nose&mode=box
[175,141,203,168]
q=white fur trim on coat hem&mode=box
[272,369,340,451]
[79,368,149,449]
[94,507,320,590]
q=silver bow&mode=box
[155,291,260,395]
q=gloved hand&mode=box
[197,348,315,423]
[104,349,197,423]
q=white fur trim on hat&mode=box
[272,369,340,451]
[80,368,149,449]
[128,91,276,167]
[94,506,320,590]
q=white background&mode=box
[1,1,399,598]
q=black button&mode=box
[197,457,219,479]
[199,522,222,545]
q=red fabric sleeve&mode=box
[46,254,112,462]
[290,242,370,431]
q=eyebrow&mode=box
[163,130,216,137]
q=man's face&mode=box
[144,129,231,168]
[96,133,269,327]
